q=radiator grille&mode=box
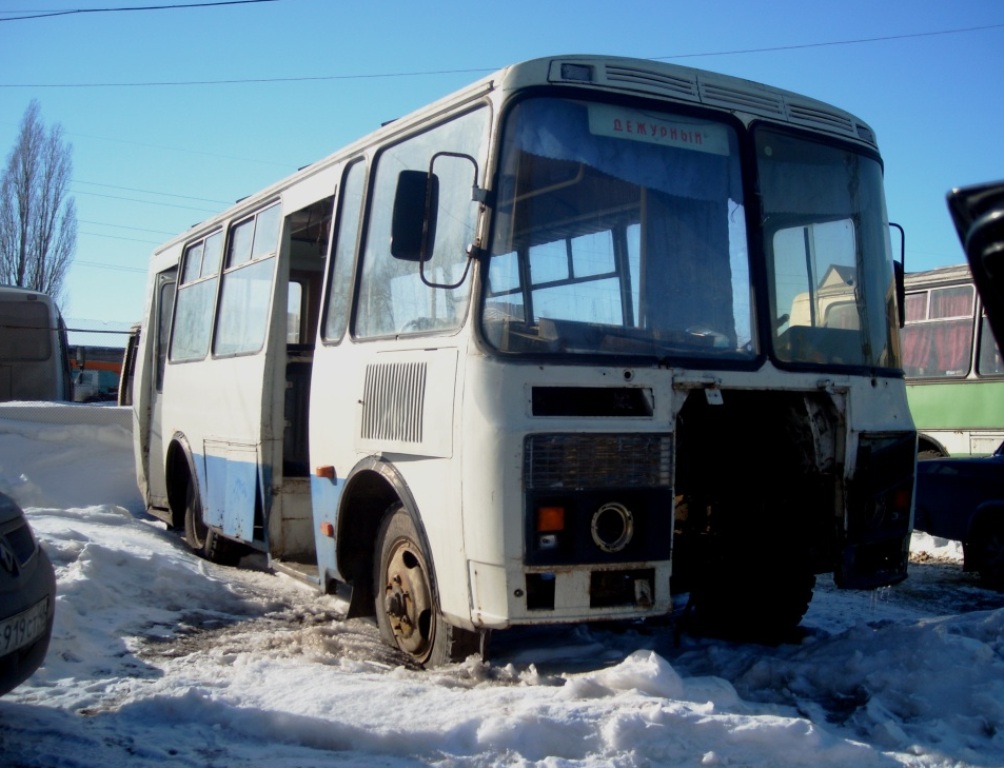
[525,433,672,489]
[361,362,427,443]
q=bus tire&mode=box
[183,475,244,567]
[690,546,815,643]
[373,503,479,667]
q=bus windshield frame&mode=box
[479,94,902,374]
[481,95,755,365]
[757,125,901,372]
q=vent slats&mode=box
[525,434,672,489]
[787,103,856,134]
[361,362,427,443]
[604,65,698,100]
[700,83,785,116]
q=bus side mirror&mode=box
[391,170,438,262]
[890,222,906,328]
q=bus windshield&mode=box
[758,127,900,370]
[482,97,754,361]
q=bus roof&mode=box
[904,264,972,287]
[149,54,879,260]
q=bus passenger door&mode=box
[146,270,176,510]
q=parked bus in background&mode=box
[902,265,1004,457]
[130,55,916,665]
[0,286,72,402]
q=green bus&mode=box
[903,264,1004,457]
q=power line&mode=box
[0,22,1001,88]
[653,22,1004,60]
[73,179,231,206]
[0,66,494,89]
[74,189,220,213]
[78,219,175,236]
[73,258,148,274]
[0,0,279,22]
[78,231,163,246]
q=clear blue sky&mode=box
[1,0,1002,337]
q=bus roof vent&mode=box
[699,81,785,116]
[603,64,699,100]
[787,102,856,137]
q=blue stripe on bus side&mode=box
[310,474,343,585]
[196,452,263,543]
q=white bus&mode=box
[0,286,72,402]
[131,55,916,664]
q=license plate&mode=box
[0,598,50,657]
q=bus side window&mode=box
[355,108,487,338]
[323,161,365,343]
[978,314,1004,375]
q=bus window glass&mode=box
[215,204,279,356]
[181,242,203,284]
[483,97,752,360]
[355,108,487,338]
[287,282,303,343]
[170,235,220,362]
[252,204,282,260]
[228,217,255,267]
[528,231,624,325]
[202,231,223,275]
[323,161,365,342]
[773,219,857,330]
[977,314,1004,375]
[930,285,973,318]
[758,127,899,369]
[904,292,927,323]
[901,284,974,377]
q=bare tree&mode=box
[0,100,76,305]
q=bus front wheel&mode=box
[374,503,479,667]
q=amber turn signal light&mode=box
[536,505,565,533]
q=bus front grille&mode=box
[524,433,672,490]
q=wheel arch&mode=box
[917,433,949,459]
[335,456,436,616]
[165,432,199,530]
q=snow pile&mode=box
[0,403,1002,767]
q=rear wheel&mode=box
[182,473,244,566]
[373,503,480,666]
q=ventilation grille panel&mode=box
[700,82,785,116]
[787,102,856,137]
[361,362,427,443]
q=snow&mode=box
[1,402,1002,767]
